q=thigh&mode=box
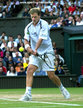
[47,71,55,77]
[29,55,42,71]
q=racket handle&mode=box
[36,53,39,56]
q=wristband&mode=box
[25,44,30,49]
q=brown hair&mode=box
[29,8,41,16]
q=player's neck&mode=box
[33,19,40,26]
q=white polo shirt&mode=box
[24,19,53,55]
[7,41,17,48]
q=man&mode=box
[0,31,8,43]
[20,8,70,101]
[7,36,17,48]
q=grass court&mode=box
[0,87,83,108]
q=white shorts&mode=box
[29,53,55,72]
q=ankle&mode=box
[26,87,32,95]
[59,84,64,90]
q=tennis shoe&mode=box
[19,93,32,101]
[61,87,70,99]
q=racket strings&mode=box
[38,53,55,69]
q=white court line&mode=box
[0,98,82,107]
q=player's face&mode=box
[31,13,40,26]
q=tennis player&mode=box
[20,8,70,101]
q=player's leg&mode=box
[47,71,61,86]
[26,64,38,87]
[19,64,38,101]
[47,71,70,99]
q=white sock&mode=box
[25,87,32,95]
[59,83,64,91]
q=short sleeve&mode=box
[24,27,30,41]
[14,42,17,47]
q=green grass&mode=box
[0,87,83,108]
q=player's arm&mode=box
[24,39,35,55]
[25,21,48,55]
[35,38,43,53]
[35,21,49,54]
[24,26,36,55]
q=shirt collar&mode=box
[37,19,41,25]
[32,19,41,26]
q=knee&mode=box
[26,65,38,76]
[27,67,34,75]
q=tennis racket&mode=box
[36,52,55,69]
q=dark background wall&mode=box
[0,18,28,37]
[0,75,77,89]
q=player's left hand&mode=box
[34,49,38,56]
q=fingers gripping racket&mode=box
[37,52,55,69]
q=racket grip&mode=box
[36,53,39,56]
